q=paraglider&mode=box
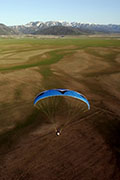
[34,89,90,136]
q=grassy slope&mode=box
[0,37,120,71]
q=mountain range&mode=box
[0,21,120,35]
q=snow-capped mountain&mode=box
[10,21,120,35]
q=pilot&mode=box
[56,129,61,136]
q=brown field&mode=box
[0,37,120,179]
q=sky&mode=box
[0,0,120,25]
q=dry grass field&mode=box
[0,36,120,179]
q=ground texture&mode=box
[0,37,120,179]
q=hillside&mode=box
[0,23,16,35]
[32,26,93,35]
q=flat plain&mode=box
[0,36,120,180]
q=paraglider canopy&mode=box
[34,88,90,110]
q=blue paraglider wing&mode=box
[34,89,90,109]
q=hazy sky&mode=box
[0,0,120,25]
